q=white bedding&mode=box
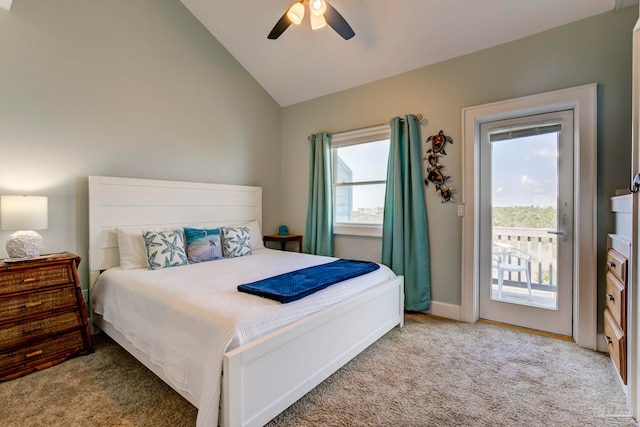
[91,248,396,427]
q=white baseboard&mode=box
[424,301,462,321]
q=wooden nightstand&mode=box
[263,234,303,252]
[0,252,93,380]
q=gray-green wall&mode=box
[0,0,636,329]
[281,7,637,323]
[0,0,282,287]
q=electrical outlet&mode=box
[457,205,465,217]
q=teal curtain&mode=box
[304,131,334,256]
[382,115,431,311]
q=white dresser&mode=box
[610,194,632,258]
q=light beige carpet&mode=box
[0,313,635,426]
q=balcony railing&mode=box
[493,227,557,291]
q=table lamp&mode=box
[1,195,48,258]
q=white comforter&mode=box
[91,248,395,427]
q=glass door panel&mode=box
[479,110,573,336]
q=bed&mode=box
[87,175,404,427]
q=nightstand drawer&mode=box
[604,308,626,384]
[606,249,627,284]
[0,330,86,380]
[0,311,82,350]
[0,287,78,323]
[0,265,73,295]
[606,271,626,331]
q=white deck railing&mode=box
[492,227,557,289]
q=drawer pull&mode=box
[22,326,42,334]
[604,335,613,346]
[25,350,43,359]
[607,261,616,268]
[605,293,615,302]
[24,301,43,308]
[23,277,39,283]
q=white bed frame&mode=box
[88,175,404,427]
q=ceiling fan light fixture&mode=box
[309,0,327,17]
[310,13,327,30]
[268,0,354,40]
[287,2,305,25]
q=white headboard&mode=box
[88,176,262,286]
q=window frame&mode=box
[331,124,391,238]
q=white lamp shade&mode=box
[287,2,305,25]
[310,13,327,30]
[1,195,48,231]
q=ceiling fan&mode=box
[268,0,355,40]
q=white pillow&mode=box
[241,220,265,250]
[116,228,148,269]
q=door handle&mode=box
[630,173,640,193]
[547,230,568,242]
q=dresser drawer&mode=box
[607,249,628,284]
[0,311,82,351]
[0,264,73,295]
[606,271,626,331]
[604,308,626,384]
[0,330,86,380]
[0,287,78,323]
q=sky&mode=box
[491,133,558,208]
[335,132,560,210]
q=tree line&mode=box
[493,205,557,228]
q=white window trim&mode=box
[331,124,391,147]
[334,223,383,237]
[332,123,391,238]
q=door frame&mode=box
[461,83,597,349]
[629,15,640,420]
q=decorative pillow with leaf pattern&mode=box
[142,229,189,269]
[221,226,252,258]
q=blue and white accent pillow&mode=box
[221,226,252,258]
[142,229,189,270]
[184,227,223,263]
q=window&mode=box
[331,124,391,237]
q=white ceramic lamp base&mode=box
[6,230,44,258]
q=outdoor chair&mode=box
[492,242,532,300]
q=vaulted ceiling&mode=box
[181,0,638,107]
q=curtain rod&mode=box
[387,113,424,125]
[332,114,424,136]
[408,114,424,121]
[389,113,424,125]
[328,114,424,144]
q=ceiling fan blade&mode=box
[268,12,292,39]
[325,2,355,40]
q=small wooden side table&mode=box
[263,234,303,252]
